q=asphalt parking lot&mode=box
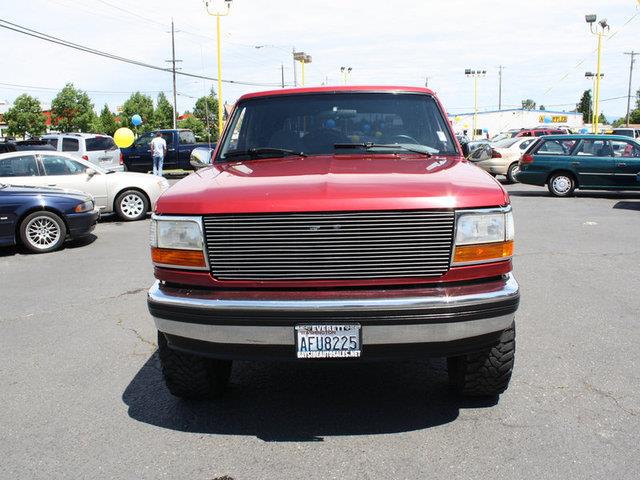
[2,181,640,480]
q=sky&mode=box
[1,0,639,121]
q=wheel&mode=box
[447,322,515,397]
[548,173,575,197]
[115,189,149,221]
[157,331,232,400]
[19,211,67,253]
[506,162,520,184]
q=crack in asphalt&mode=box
[582,381,639,417]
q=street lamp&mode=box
[585,71,604,127]
[586,13,610,133]
[294,52,312,86]
[340,66,352,84]
[465,69,486,140]
[203,0,232,138]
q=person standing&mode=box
[150,132,167,177]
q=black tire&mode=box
[447,322,515,397]
[157,331,232,400]
[547,172,576,197]
[114,189,149,221]
[506,162,520,184]
[19,211,67,253]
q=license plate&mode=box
[99,157,111,163]
[295,324,361,359]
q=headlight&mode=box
[452,209,514,265]
[149,215,207,270]
[74,200,94,213]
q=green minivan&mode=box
[516,134,640,196]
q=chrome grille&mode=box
[203,210,455,280]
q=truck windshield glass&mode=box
[217,93,457,160]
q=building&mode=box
[449,108,584,139]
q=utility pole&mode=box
[498,65,505,110]
[425,76,430,88]
[624,51,638,126]
[166,19,182,129]
[281,64,285,88]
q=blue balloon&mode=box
[543,115,552,124]
[324,119,336,129]
[579,128,589,134]
[131,114,143,126]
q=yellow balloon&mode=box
[114,127,135,148]
[454,116,461,122]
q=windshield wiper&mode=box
[224,147,307,159]
[334,142,433,157]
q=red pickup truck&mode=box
[147,86,520,400]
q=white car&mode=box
[42,133,124,172]
[0,151,169,221]
[476,137,538,183]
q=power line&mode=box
[0,81,166,95]
[0,18,288,87]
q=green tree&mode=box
[521,99,536,110]
[598,112,607,124]
[177,115,207,141]
[119,92,154,133]
[4,94,47,138]
[153,92,174,129]
[630,88,640,124]
[193,88,219,141]
[576,90,592,123]
[51,83,96,132]
[91,104,118,135]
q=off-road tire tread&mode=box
[157,332,231,400]
[448,322,515,397]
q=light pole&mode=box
[586,14,609,133]
[204,0,232,138]
[294,52,312,86]
[585,71,604,127]
[465,69,486,140]
[624,51,638,127]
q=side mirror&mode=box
[460,141,470,158]
[190,147,214,170]
[86,168,97,177]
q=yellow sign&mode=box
[539,115,568,123]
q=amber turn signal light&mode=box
[151,247,206,268]
[453,240,514,265]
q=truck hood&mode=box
[156,154,509,214]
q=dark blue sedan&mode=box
[0,183,99,253]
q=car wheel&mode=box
[157,331,232,400]
[548,173,575,197]
[115,189,149,221]
[447,322,515,397]
[19,211,67,253]
[506,163,520,184]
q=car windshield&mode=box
[493,138,520,148]
[217,93,457,160]
[86,136,117,151]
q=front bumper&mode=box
[66,208,99,238]
[148,274,519,360]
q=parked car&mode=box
[42,133,123,172]
[475,137,538,182]
[0,183,98,253]
[515,128,565,137]
[147,85,520,400]
[490,129,522,143]
[0,151,169,220]
[120,129,211,172]
[607,128,640,139]
[0,139,56,154]
[516,134,640,196]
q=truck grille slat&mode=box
[203,210,455,281]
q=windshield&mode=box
[493,138,520,148]
[217,93,457,160]
[86,136,117,151]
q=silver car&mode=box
[0,151,169,221]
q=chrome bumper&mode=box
[148,274,519,346]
